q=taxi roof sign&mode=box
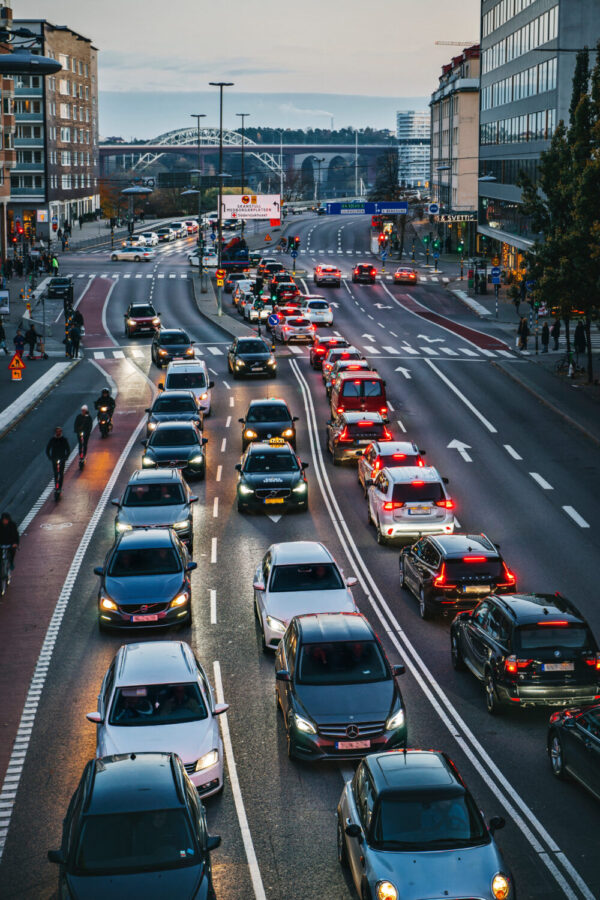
[8,353,26,371]
[268,437,286,446]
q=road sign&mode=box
[52,216,58,232]
[326,202,376,215]
[268,314,279,327]
[8,353,25,371]
[11,369,22,381]
[290,249,298,259]
[222,194,280,220]
[491,266,501,277]
[215,268,226,279]
[428,203,440,215]
[381,251,387,261]
[375,202,408,215]
[492,276,501,285]
[437,213,476,223]
[210,232,216,241]
[264,233,272,242]
[526,279,535,290]
[433,251,440,259]
[216,278,224,288]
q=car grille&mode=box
[122,602,169,614]
[318,720,386,738]
[255,488,291,500]
[183,761,197,775]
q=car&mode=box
[237,290,255,318]
[548,702,600,799]
[139,231,159,246]
[124,302,161,338]
[188,247,218,268]
[321,346,365,383]
[142,421,207,480]
[112,468,197,548]
[330,370,389,420]
[94,527,197,631]
[159,360,214,417]
[358,440,424,493]
[236,438,309,516]
[394,266,419,284]
[87,642,228,797]
[450,593,600,714]
[224,272,249,294]
[310,335,350,370]
[274,281,300,304]
[155,227,176,242]
[257,257,279,276]
[223,218,239,231]
[169,222,188,238]
[300,296,333,327]
[182,219,199,234]
[400,533,517,620]
[245,296,273,323]
[122,235,147,248]
[232,279,255,305]
[326,412,392,466]
[272,314,315,343]
[253,541,357,651]
[145,390,202,435]
[352,263,377,284]
[47,274,74,301]
[48,751,221,898]
[239,398,297,450]
[313,264,341,287]
[269,272,295,293]
[227,336,276,379]
[151,328,195,367]
[367,466,454,544]
[324,358,371,398]
[110,246,155,263]
[275,612,407,761]
[337,750,513,900]
[266,305,299,332]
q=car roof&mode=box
[356,263,374,268]
[326,345,361,357]
[341,411,385,423]
[317,336,349,346]
[116,527,176,549]
[239,335,269,343]
[429,533,497,557]
[337,370,383,382]
[383,465,442,483]
[248,441,295,454]
[295,612,373,643]
[115,641,196,687]
[247,397,289,408]
[371,441,418,454]
[129,302,155,310]
[270,541,334,565]
[87,753,182,815]
[153,390,197,401]
[127,469,184,485]
[166,360,208,372]
[366,751,462,794]
[152,420,198,431]
[491,593,586,626]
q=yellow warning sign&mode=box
[264,233,272,242]
[11,369,22,381]
[216,278,224,287]
[8,353,26,371]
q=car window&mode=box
[372,790,487,850]
[246,405,290,423]
[283,622,298,674]
[109,547,180,577]
[355,765,376,831]
[149,428,198,447]
[165,372,207,390]
[487,607,510,644]
[297,640,388,685]
[340,381,362,398]
[130,306,155,317]
[244,451,298,473]
[363,380,383,398]
[421,542,440,567]
[262,551,272,585]
[109,683,207,725]
[270,563,343,592]
[153,397,197,413]
[516,624,591,651]
[101,662,116,714]
[579,710,600,739]
[446,558,503,579]
[472,601,491,630]
[123,483,185,507]
[238,340,270,354]
[391,482,444,503]
[160,332,189,345]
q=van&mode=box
[329,370,388,421]
[159,359,214,416]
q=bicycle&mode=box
[554,350,584,375]
[0,545,12,596]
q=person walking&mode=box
[574,321,586,364]
[517,316,529,351]
[24,323,38,359]
[15,256,23,278]
[56,227,62,241]
[4,257,12,280]
[69,321,81,359]
[551,318,561,351]
[541,321,549,353]
[13,327,25,358]
[51,254,59,275]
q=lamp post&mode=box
[121,185,153,237]
[236,112,249,237]
[190,114,206,242]
[314,157,325,204]
[209,81,234,316]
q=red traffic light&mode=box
[16,224,24,235]
[378,233,386,244]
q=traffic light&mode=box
[423,235,429,245]
[457,238,464,254]
[293,235,300,248]
[11,235,17,244]
[16,221,24,237]
[378,233,386,246]
[433,238,441,251]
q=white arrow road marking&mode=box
[267,515,282,523]
[374,303,392,309]
[361,333,375,340]
[418,335,444,343]
[447,439,472,462]
[395,367,412,379]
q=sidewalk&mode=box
[56,215,177,252]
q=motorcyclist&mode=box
[46,426,70,491]
[0,512,19,571]
[94,388,116,420]
[74,404,93,458]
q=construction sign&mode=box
[264,233,272,242]
[9,353,25,380]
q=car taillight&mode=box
[498,562,517,587]
[371,268,377,276]
[354,268,359,274]
[416,456,424,466]
[432,563,457,589]
[338,428,352,442]
[358,421,374,427]
[392,453,406,459]
[585,654,600,670]
[505,655,532,675]
[380,407,387,416]
[382,427,393,440]
[463,556,487,563]
[436,499,455,509]
[373,459,382,472]
[383,501,404,510]
[336,406,344,414]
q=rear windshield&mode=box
[297,641,388,685]
[246,405,290,423]
[149,428,198,447]
[308,301,329,310]
[130,306,155,318]
[160,332,189,345]
[238,340,270,354]
[289,318,310,327]
[228,274,245,281]
[516,624,591,651]
[109,683,207,726]
[123,483,185,506]
[391,483,445,503]
[153,397,196,413]
[165,372,207,390]
[327,350,362,364]
[244,451,298,473]
[270,563,343,592]
[341,379,383,398]
[348,423,386,439]
[445,559,503,579]
[379,453,419,468]
[109,548,180,577]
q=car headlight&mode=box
[244,429,257,439]
[152,318,160,325]
[267,357,276,366]
[385,707,405,731]
[142,455,155,467]
[492,874,510,900]
[236,359,246,367]
[172,520,190,530]
[293,712,317,734]
[159,348,168,356]
[189,454,204,465]
[376,882,398,900]
[266,615,286,634]
[199,392,208,400]
[185,347,194,356]
[115,522,133,533]
[292,482,307,494]
[127,318,136,326]
[147,421,157,431]
[195,749,219,772]
[170,592,189,608]
[281,428,294,438]
[100,596,117,611]
[238,484,254,495]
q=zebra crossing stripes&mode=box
[420,347,439,356]
[440,347,459,356]
[458,348,478,357]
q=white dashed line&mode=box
[401,345,419,355]
[458,348,478,357]
[211,537,217,563]
[221,438,227,452]
[225,416,231,427]
[210,590,217,624]
[529,472,553,490]
[504,444,522,460]
[440,347,459,356]
[208,346,223,356]
[229,396,234,407]
[420,347,439,356]
[112,350,125,359]
[213,497,219,517]
[93,351,105,359]
[216,465,222,482]
[562,506,590,528]
[387,401,394,412]
[383,346,400,354]
[397,418,407,433]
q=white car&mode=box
[188,249,218,268]
[111,246,155,262]
[300,296,333,326]
[160,358,214,417]
[367,465,455,544]
[169,222,188,238]
[139,231,159,246]
[86,641,228,798]
[246,297,273,323]
[272,314,315,343]
[232,279,255,305]
[253,542,358,650]
[123,235,147,247]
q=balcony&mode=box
[10,186,45,198]
[14,112,44,123]
[13,84,43,97]
[13,162,45,172]
[14,137,43,147]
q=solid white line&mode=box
[396,418,407,433]
[100,278,120,347]
[210,590,217,624]
[425,361,497,434]
[213,661,266,900]
[213,497,219,518]
[529,472,553,490]
[211,537,217,563]
[0,364,73,434]
[504,444,523,460]
[221,438,226,452]
[216,465,222,482]
[562,506,590,528]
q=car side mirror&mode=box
[419,448,426,454]
[292,416,299,422]
[392,664,406,677]
[235,463,242,472]
[275,669,291,682]
[86,711,103,724]
[141,439,147,446]
[302,462,309,470]
[190,495,198,502]
[47,849,65,865]
[110,498,120,507]
[187,561,198,571]
[494,543,501,550]
[489,815,505,834]
[202,437,208,445]
[238,418,245,424]
[345,576,358,587]
[144,408,151,413]
[442,477,449,485]
[253,580,265,591]
[158,383,164,391]
[206,835,221,852]
[209,381,215,389]
[93,566,103,577]
[345,823,362,840]
[214,703,229,716]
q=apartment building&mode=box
[0,2,15,257]
[396,110,430,189]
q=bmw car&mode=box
[235,438,308,514]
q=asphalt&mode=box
[0,214,598,900]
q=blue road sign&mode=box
[491,266,501,277]
[326,202,376,215]
[268,314,279,327]
[381,251,388,261]
[526,279,535,290]
[290,249,298,259]
[428,203,440,215]
[210,232,216,241]
[492,276,501,285]
[375,202,408,215]
[433,251,440,259]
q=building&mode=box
[396,110,430,189]
[0,2,15,258]
[478,0,600,275]
[9,18,99,245]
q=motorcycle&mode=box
[98,407,113,438]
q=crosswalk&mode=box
[67,272,190,280]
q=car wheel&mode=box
[233,369,240,380]
[286,724,297,760]
[485,672,502,715]
[399,560,407,589]
[451,633,466,671]
[180,607,193,630]
[332,451,341,466]
[419,587,432,620]
[367,502,373,525]
[261,627,271,654]
[376,518,386,545]
[111,254,118,261]
[549,731,568,779]
[134,255,141,262]
[237,500,245,513]
[336,815,349,867]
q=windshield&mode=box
[347,423,387,439]
[297,640,388,685]
[238,340,270,354]
[160,332,189,345]
[153,397,196,414]
[123,484,185,507]
[341,379,382,398]
[109,547,180,577]
[327,351,361,365]
[270,563,343,592]
[130,306,155,317]
[149,428,198,447]
[516,624,590,651]
[109,683,207,726]
[244,451,298,473]
[391,483,444,503]
[74,809,197,875]
[165,373,207,390]
[372,791,488,850]
[246,405,290,423]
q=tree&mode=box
[369,151,400,202]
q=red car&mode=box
[124,302,161,338]
[394,267,418,284]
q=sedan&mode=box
[236,438,308,516]
[300,297,333,327]
[240,398,298,450]
[394,266,419,284]
[327,412,392,466]
[139,231,159,246]
[94,527,197,631]
[145,390,202,435]
[124,302,161,338]
[142,421,207,480]
[47,275,73,300]
[313,264,341,287]
[111,247,155,263]
[358,440,424,493]
[227,336,277,379]
[272,315,315,343]
[337,750,513,900]
[548,703,600,800]
[151,329,195,368]
[112,468,197,549]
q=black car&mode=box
[151,329,195,368]
[48,752,220,899]
[450,593,600,714]
[239,398,298,450]
[310,336,350,370]
[124,302,161,338]
[142,421,207,479]
[548,702,600,799]
[227,336,277,379]
[224,272,248,293]
[352,263,377,284]
[275,612,406,761]
[269,272,295,292]
[274,282,300,303]
[47,275,73,301]
[326,412,392,465]
[235,438,308,513]
[400,533,517,620]
[145,390,202,435]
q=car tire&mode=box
[332,452,341,466]
[451,632,466,671]
[111,254,118,261]
[98,619,109,634]
[419,587,432,620]
[549,731,568,779]
[376,518,386,545]
[399,560,407,589]
[134,255,141,262]
[237,500,245,513]
[286,724,298,761]
[261,627,271,654]
[336,815,349,867]
[485,672,502,715]
[233,370,240,380]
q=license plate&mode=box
[265,498,284,504]
[358,439,370,445]
[132,614,158,622]
[335,740,371,750]
[464,585,490,594]
[408,506,431,515]
[252,364,264,370]
[542,662,574,672]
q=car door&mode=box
[566,710,600,796]
[347,764,375,887]
[403,538,426,593]
[278,623,297,719]
[462,601,492,677]
[358,443,374,488]
[255,551,271,619]
[370,472,388,522]
[228,340,237,369]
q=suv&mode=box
[145,390,202,435]
[358,440,424,493]
[239,398,298,450]
[47,275,73,301]
[160,359,213,416]
[450,593,600,714]
[124,302,161,338]
[400,533,516,620]
[310,336,349,370]
[314,264,341,287]
[48,752,221,897]
[326,412,392,466]
[352,263,377,284]
[367,466,454,544]
[112,468,197,549]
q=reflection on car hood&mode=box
[295,681,393,723]
[149,412,199,424]
[158,343,191,353]
[100,721,216,765]
[242,472,301,489]
[117,504,189,528]
[237,352,271,361]
[105,572,183,604]
[146,446,201,462]
[267,589,355,624]
[244,422,291,436]
[67,867,203,900]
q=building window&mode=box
[59,102,70,119]
[59,54,69,69]
[61,174,72,189]
[61,150,71,166]
[482,5,558,75]
[60,127,71,142]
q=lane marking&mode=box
[208,346,223,356]
[225,416,231,428]
[383,346,400,354]
[396,418,407,433]
[504,444,523,460]
[529,472,553,490]
[387,401,394,412]
[211,537,217,563]
[401,345,419,355]
[459,347,478,357]
[210,590,217,624]
[222,379,231,389]
[440,347,459,356]
[216,465,222,482]
[562,506,590,528]
[420,347,439,356]
[221,438,227,452]
[425,361,497,434]
[213,662,267,900]
[213,497,219,518]
[229,396,234,407]
[93,351,105,359]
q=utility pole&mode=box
[236,112,249,237]
[209,81,233,316]
[190,113,206,291]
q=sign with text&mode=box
[436,213,477,223]
[327,202,376,215]
[376,202,408,215]
[36,209,49,223]
[221,194,280,220]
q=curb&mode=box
[449,286,492,319]
[0,357,81,442]
[491,360,600,448]
[189,275,254,340]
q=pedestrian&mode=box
[551,317,561,351]
[517,316,529,351]
[72,307,84,328]
[78,216,83,230]
[541,321,549,353]
[0,319,8,354]
[13,327,25,358]
[57,227,62,241]
[69,321,81,358]
[24,323,38,359]
[51,255,59,275]
[574,321,586,362]
[61,235,66,252]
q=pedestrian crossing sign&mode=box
[8,353,26,371]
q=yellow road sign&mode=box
[216,278,224,287]
[264,233,272,242]
[8,353,26,371]
[11,369,22,381]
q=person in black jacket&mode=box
[74,405,93,459]
[94,388,115,419]
[0,512,19,571]
[46,426,70,491]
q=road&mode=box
[0,214,599,900]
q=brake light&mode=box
[463,556,487,563]
[382,427,393,440]
[412,480,425,486]
[498,562,517,586]
[433,564,457,589]
[392,453,406,459]
[371,268,377,276]
[315,347,326,354]
[373,459,382,472]
[354,268,359,274]
[505,655,532,674]
[380,407,388,416]
[537,620,569,626]
[336,406,344,414]
[347,365,362,370]
[338,428,352,443]
[436,499,455,509]
[585,654,600,670]
[383,501,404,510]
[358,421,374,427]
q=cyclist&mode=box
[94,388,116,420]
[74,404,93,464]
[46,426,70,495]
[0,512,19,572]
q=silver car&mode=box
[112,468,197,549]
[337,750,514,900]
[357,440,425,494]
[367,466,454,544]
[246,297,273,323]
[253,541,357,650]
[272,314,315,343]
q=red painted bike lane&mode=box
[0,278,153,787]
[393,290,511,351]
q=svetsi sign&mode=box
[436,213,477,223]
[221,194,280,220]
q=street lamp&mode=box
[209,81,233,316]
[236,112,250,237]
[314,157,325,204]
[121,185,153,237]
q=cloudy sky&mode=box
[15,0,480,134]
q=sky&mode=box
[15,0,481,136]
